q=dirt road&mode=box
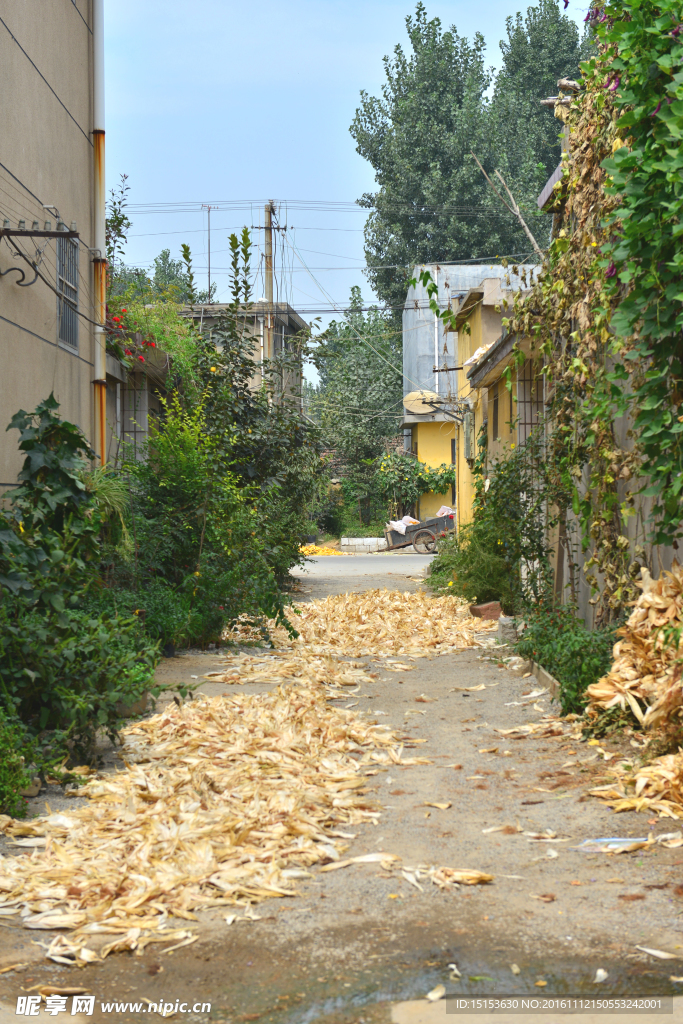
[1,556,682,1023]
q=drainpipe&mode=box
[92,0,107,464]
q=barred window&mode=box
[57,236,78,349]
[517,359,543,444]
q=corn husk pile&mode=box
[585,565,683,730]
[204,652,377,688]
[0,682,429,965]
[299,544,347,556]
[590,752,683,819]
[255,589,495,658]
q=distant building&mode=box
[401,263,539,524]
[182,300,309,396]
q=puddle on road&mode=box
[266,957,679,1024]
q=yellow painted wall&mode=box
[413,420,455,520]
[487,378,517,461]
[453,305,486,531]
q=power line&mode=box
[0,17,92,145]
[124,198,533,217]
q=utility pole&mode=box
[264,200,275,359]
[202,204,213,302]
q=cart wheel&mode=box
[413,529,436,554]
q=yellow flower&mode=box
[194,571,201,577]
[447,581,454,586]
[210,366,217,372]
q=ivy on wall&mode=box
[502,0,683,624]
[376,450,456,512]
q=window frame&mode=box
[57,234,79,351]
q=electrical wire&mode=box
[0,161,45,208]
[0,17,91,145]
[9,240,102,327]
[125,198,535,216]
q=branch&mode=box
[470,153,545,261]
[493,170,545,260]
[469,152,515,216]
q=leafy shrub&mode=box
[0,604,157,761]
[112,393,297,645]
[0,397,159,764]
[429,521,518,613]
[0,708,33,817]
[516,606,617,714]
[376,450,455,517]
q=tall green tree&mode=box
[350,1,590,309]
[310,287,403,468]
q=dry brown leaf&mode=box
[530,893,556,903]
[424,802,452,810]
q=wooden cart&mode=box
[384,513,455,554]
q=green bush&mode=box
[0,604,157,761]
[515,606,617,714]
[429,427,558,614]
[0,397,160,765]
[0,708,33,817]
[429,521,518,613]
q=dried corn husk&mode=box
[205,653,376,690]
[272,590,495,658]
[590,751,683,819]
[299,545,347,556]
[0,680,418,964]
[226,590,494,654]
[586,564,683,730]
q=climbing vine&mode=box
[502,0,683,624]
[376,450,456,513]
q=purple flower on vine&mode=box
[672,23,683,36]
[606,262,617,278]
[651,100,662,116]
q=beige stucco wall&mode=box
[0,0,95,486]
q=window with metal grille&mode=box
[517,358,543,444]
[57,236,78,349]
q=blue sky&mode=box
[105,0,587,325]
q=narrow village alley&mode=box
[1,554,681,1024]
